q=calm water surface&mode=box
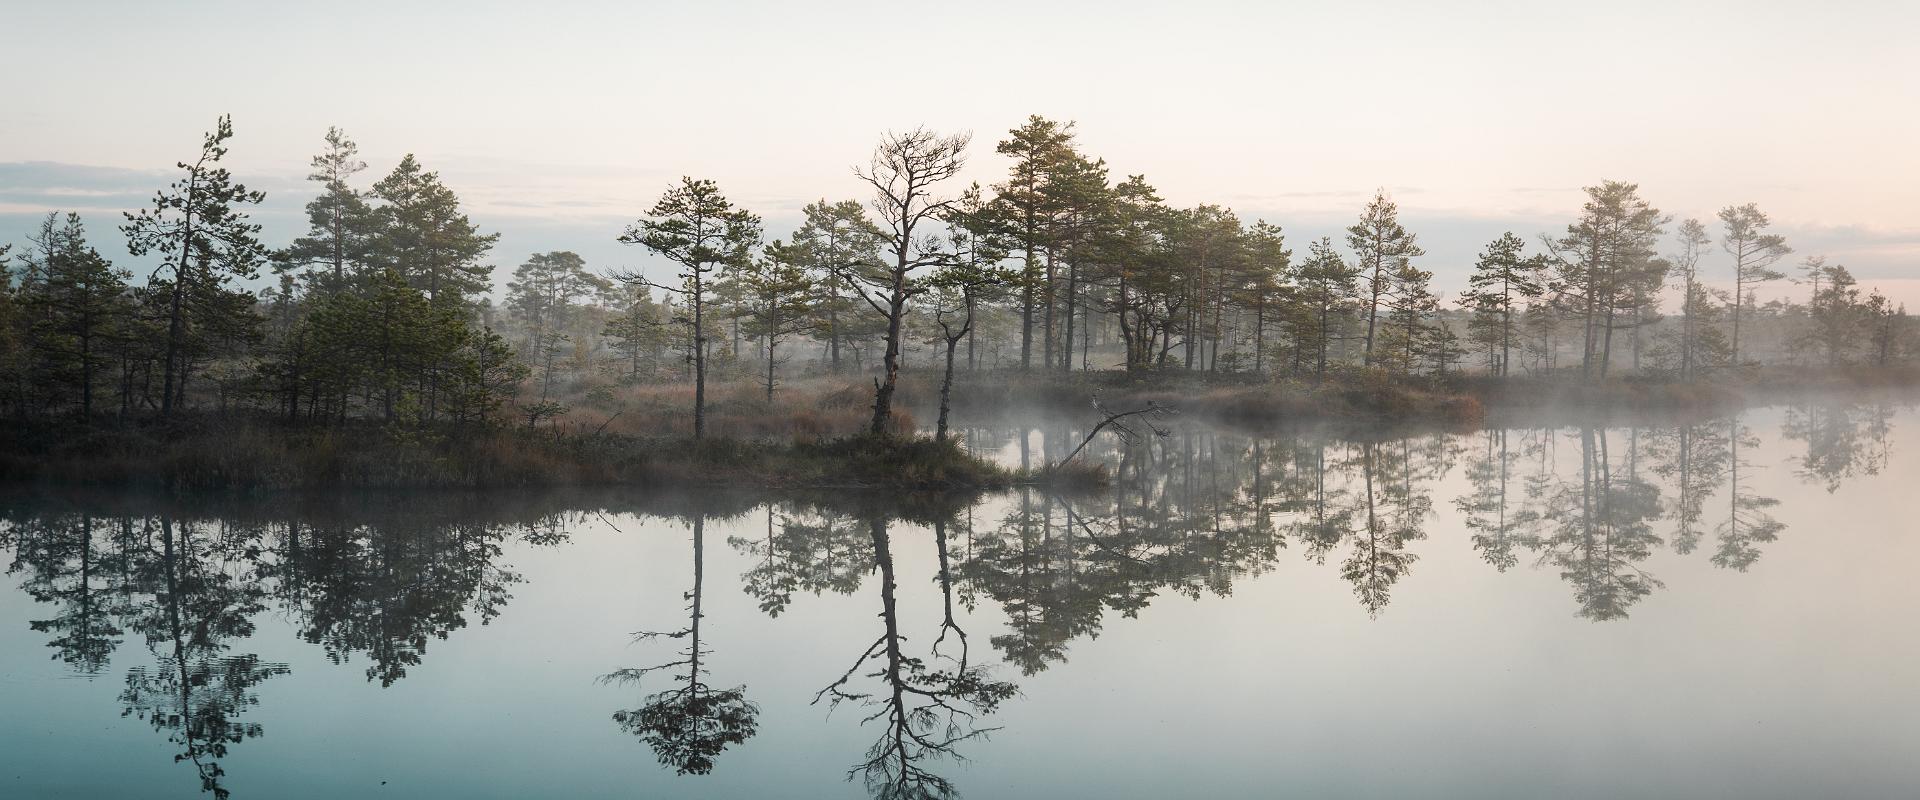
[4,402,1918,799]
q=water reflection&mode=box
[275,511,524,686]
[0,399,1907,798]
[813,513,1017,800]
[2,495,577,798]
[1783,402,1894,492]
[604,513,761,775]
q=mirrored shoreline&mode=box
[4,400,1914,799]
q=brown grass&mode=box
[542,376,917,440]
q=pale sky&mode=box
[4,0,1918,301]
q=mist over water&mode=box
[4,400,1917,799]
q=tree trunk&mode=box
[693,272,707,441]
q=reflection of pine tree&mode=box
[964,489,1108,674]
[12,513,126,672]
[960,429,1294,675]
[1284,440,1352,565]
[1339,441,1430,616]
[119,517,288,800]
[1715,420,1785,571]
[1648,421,1731,555]
[1525,429,1665,620]
[121,654,289,800]
[1782,402,1894,493]
[728,507,872,617]
[1457,430,1520,571]
[276,517,522,686]
[604,515,758,776]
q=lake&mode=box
[4,401,1918,799]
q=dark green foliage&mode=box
[267,269,523,425]
[120,114,269,416]
[276,127,376,295]
[616,177,763,440]
[369,154,499,305]
[1459,232,1547,376]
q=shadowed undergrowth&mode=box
[0,417,1065,492]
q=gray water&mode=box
[4,402,1918,799]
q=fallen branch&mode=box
[1047,396,1173,472]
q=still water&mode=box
[4,402,1918,799]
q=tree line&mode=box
[3,114,1913,431]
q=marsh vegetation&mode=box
[4,117,1917,492]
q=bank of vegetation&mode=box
[3,115,1916,490]
[0,418,1052,492]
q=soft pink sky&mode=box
[4,0,1916,303]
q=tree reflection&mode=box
[10,512,127,672]
[1457,430,1520,571]
[1520,428,1665,620]
[729,506,873,617]
[118,516,288,800]
[274,514,524,686]
[1283,438,1352,565]
[1716,419,1784,571]
[1649,421,1730,555]
[0,406,1873,795]
[1,493,585,797]
[815,513,1016,800]
[1782,402,1895,493]
[1341,440,1432,615]
[604,513,759,775]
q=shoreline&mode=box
[0,422,1097,493]
[4,366,1915,493]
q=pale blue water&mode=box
[4,402,1917,799]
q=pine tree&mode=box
[1237,220,1292,375]
[1719,203,1791,366]
[1864,291,1909,367]
[121,115,269,416]
[505,251,606,358]
[602,286,671,382]
[1458,232,1547,376]
[29,213,130,417]
[616,178,762,440]
[1379,263,1438,374]
[790,200,885,374]
[992,115,1075,370]
[1800,262,1862,364]
[1548,181,1666,379]
[1347,190,1423,367]
[0,243,21,416]
[370,154,499,305]
[843,128,970,436]
[278,127,375,294]
[1667,219,1713,380]
[1293,237,1360,378]
[731,240,818,403]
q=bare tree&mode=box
[835,128,971,436]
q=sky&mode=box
[4,0,1918,303]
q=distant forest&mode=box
[3,114,1913,435]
